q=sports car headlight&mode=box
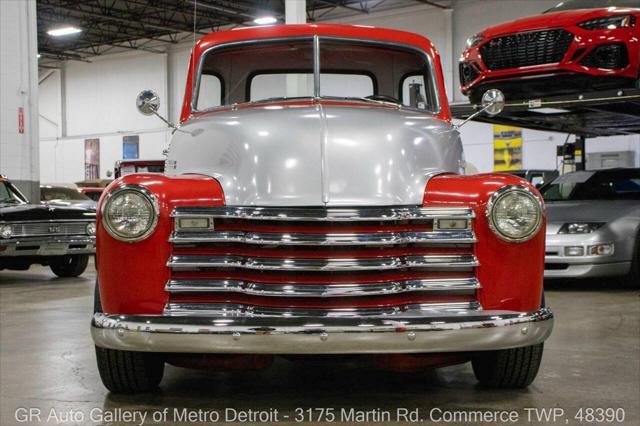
[578,15,635,30]
[558,222,604,234]
[102,185,158,242]
[466,34,485,49]
[487,186,543,242]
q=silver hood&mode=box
[166,102,463,206]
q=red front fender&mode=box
[97,174,225,314]
[424,173,546,312]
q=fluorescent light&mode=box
[253,16,277,25]
[47,26,82,37]
[37,54,41,59]
[532,108,570,114]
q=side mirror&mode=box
[455,89,506,129]
[481,89,505,116]
[136,90,160,116]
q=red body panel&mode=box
[97,174,224,314]
[423,174,545,312]
[179,24,451,123]
[460,7,640,96]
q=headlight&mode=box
[466,34,485,49]
[86,222,96,236]
[0,225,12,239]
[101,185,158,242]
[558,222,604,234]
[486,186,543,242]
[578,15,635,30]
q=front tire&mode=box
[95,346,165,393]
[50,254,89,277]
[472,343,544,388]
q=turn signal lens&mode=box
[86,222,96,236]
[487,186,543,242]
[588,243,614,256]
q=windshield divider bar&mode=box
[313,35,320,99]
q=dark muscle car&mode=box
[0,176,96,277]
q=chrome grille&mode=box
[480,29,574,70]
[6,221,91,237]
[167,206,479,316]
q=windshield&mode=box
[540,169,640,201]
[545,0,640,13]
[41,187,91,202]
[194,37,439,112]
[0,180,28,204]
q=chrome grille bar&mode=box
[163,301,481,318]
[167,254,479,271]
[171,206,475,222]
[4,220,93,238]
[165,277,481,297]
[170,230,476,245]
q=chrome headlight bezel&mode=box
[486,185,544,243]
[101,185,159,242]
[0,224,12,239]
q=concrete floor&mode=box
[1,262,638,426]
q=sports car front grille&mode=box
[3,221,91,237]
[166,206,480,316]
[480,29,574,70]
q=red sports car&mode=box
[460,0,640,103]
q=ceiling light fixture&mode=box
[253,16,277,25]
[47,26,82,37]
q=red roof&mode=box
[180,24,449,122]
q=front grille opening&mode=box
[168,206,479,314]
[480,29,574,70]
[69,244,87,249]
[545,263,569,270]
[579,43,629,70]
[16,246,39,251]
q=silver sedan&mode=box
[540,168,640,281]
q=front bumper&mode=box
[91,308,553,354]
[0,236,95,256]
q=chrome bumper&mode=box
[0,236,95,256]
[91,308,553,354]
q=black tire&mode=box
[95,346,165,394]
[50,254,89,277]
[472,343,544,388]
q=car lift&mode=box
[450,87,640,171]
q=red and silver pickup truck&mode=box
[91,24,553,393]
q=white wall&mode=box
[1,0,40,201]
[37,0,640,183]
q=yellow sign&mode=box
[493,125,522,171]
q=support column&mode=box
[0,0,40,201]
[285,0,308,98]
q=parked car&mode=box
[91,24,553,394]
[114,159,165,178]
[540,168,640,281]
[460,0,640,103]
[41,184,97,210]
[0,176,96,277]
[77,187,104,202]
[502,170,560,188]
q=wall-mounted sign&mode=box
[493,125,522,171]
[84,139,100,179]
[18,107,24,134]
[123,135,140,160]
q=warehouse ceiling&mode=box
[37,0,449,62]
